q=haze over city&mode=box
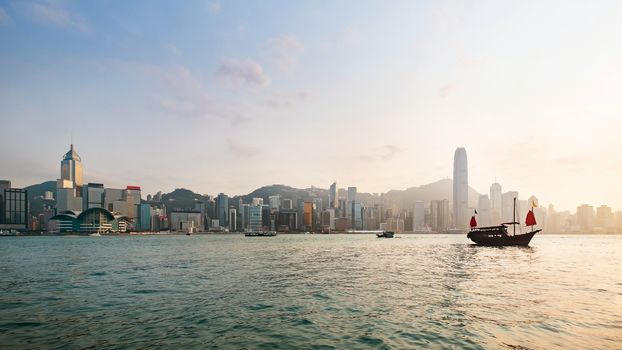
[2,0,622,211]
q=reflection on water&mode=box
[0,234,620,349]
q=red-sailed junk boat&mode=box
[467,197,540,246]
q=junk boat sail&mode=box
[467,197,540,246]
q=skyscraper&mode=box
[413,200,425,231]
[60,144,84,189]
[477,195,491,227]
[347,187,357,219]
[453,147,468,229]
[430,199,450,233]
[329,182,338,209]
[490,182,502,225]
[216,193,229,226]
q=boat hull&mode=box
[467,228,540,246]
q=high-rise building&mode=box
[353,202,363,230]
[138,203,152,231]
[269,195,281,210]
[347,187,357,219]
[430,199,450,233]
[282,199,293,210]
[413,201,425,230]
[0,187,28,230]
[501,191,519,223]
[83,183,105,209]
[596,205,614,229]
[453,147,468,229]
[60,144,84,189]
[252,197,264,206]
[249,205,262,231]
[303,201,314,230]
[477,195,491,227]
[124,186,141,220]
[216,193,229,226]
[228,208,237,232]
[329,182,339,209]
[577,204,594,232]
[490,182,502,225]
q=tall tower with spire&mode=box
[453,147,469,229]
[61,144,84,188]
[57,144,84,212]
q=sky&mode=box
[1,0,621,211]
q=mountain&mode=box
[24,181,56,217]
[159,188,210,211]
[383,179,480,209]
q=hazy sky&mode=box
[1,0,621,211]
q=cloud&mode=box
[343,24,362,47]
[215,59,270,87]
[357,144,406,162]
[265,35,305,73]
[108,60,250,123]
[262,91,309,109]
[439,83,453,98]
[0,7,11,25]
[381,144,406,160]
[206,1,221,14]
[227,140,261,158]
[165,44,182,58]
[27,1,90,32]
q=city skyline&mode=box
[2,1,622,211]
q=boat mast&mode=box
[512,197,516,236]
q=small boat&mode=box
[376,231,395,238]
[185,232,191,236]
[467,197,540,246]
[245,231,277,237]
[89,232,101,237]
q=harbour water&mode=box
[1,234,621,349]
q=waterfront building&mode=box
[329,182,339,209]
[490,182,502,224]
[501,191,519,222]
[249,205,262,231]
[453,147,469,229]
[124,186,141,220]
[596,205,614,229]
[49,208,123,234]
[138,203,152,231]
[335,217,351,231]
[282,198,293,210]
[0,187,28,231]
[413,201,425,230]
[269,195,281,210]
[170,210,202,233]
[347,187,357,219]
[322,209,336,229]
[83,183,105,209]
[104,188,124,212]
[386,217,405,233]
[216,193,229,227]
[60,144,84,189]
[277,209,298,232]
[303,201,314,231]
[577,204,594,232]
[56,179,82,212]
[477,195,491,227]
[228,208,237,232]
[430,199,450,233]
[353,202,363,229]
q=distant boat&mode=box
[467,197,540,246]
[376,231,395,238]
[245,231,277,237]
[89,232,101,237]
